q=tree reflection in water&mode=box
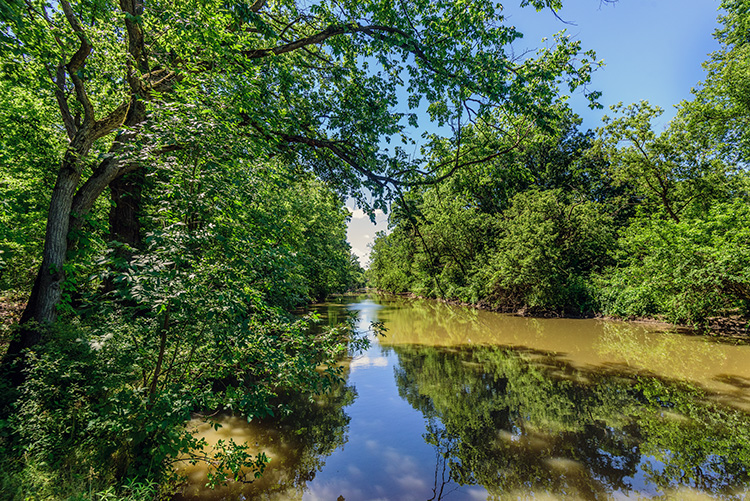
[173,379,356,501]
[388,342,750,500]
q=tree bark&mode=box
[2,129,95,386]
[109,171,144,249]
[102,167,145,294]
[1,96,142,385]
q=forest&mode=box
[0,0,747,499]
[368,5,750,327]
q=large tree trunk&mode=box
[105,101,147,293]
[0,1,157,396]
[2,131,94,386]
[1,110,142,386]
[103,168,145,294]
[109,172,143,249]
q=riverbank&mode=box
[363,290,750,343]
[5,292,748,350]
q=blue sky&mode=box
[504,0,722,129]
[347,0,723,265]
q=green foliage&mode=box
[402,182,495,301]
[597,201,750,325]
[140,151,358,307]
[0,80,63,293]
[1,136,364,496]
[369,116,618,314]
[598,101,731,223]
[678,0,750,163]
[1,295,357,496]
[1,0,749,498]
[480,189,614,313]
[0,466,160,501]
[369,3,750,325]
[367,230,417,294]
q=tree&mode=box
[678,0,750,163]
[479,188,614,313]
[591,2,750,326]
[368,112,618,311]
[0,79,62,294]
[596,200,750,325]
[0,152,364,493]
[368,229,416,293]
[0,0,601,370]
[598,101,728,224]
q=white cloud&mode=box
[351,247,368,263]
[467,487,490,500]
[350,355,389,370]
[346,198,389,266]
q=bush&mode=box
[596,201,750,325]
[478,189,615,314]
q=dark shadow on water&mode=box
[387,341,750,500]
[715,374,750,390]
[171,380,357,500]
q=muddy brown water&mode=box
[173,295,750,500]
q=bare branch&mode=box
[50,64,76,141]
[278,16,303,39]
[92,99,131,141]
[240,22,445,75]
[243,23,363,58]
[119,0,148,92]
[271,130,399,187]
[549,7,576,25]
[59,0,94,123]
[249,0,266,13]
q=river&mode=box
[174,294,750,500]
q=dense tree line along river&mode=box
[175,295,750,500]
[3,1,749,498]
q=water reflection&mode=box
[176,295,750,500]
[377,296,750,411]
[173,379,357,500]
[387,343,750,499]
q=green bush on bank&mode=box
[0,300,355,499]
[370,192,750,324]
[369,187,617,316]
[0,463,159,501]
[478,189,614,314]
[597,201,750,325]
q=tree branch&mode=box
[249,0,266,13]
[119,0,148,92]
[59,0,94,124]
[240,22,447,78]
[51,64,77,141]
[242,23,363,58]
[269,129,398,187]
